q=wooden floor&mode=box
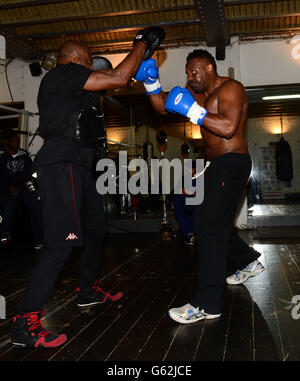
[1,228,300,363]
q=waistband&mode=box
[209,152,250,163]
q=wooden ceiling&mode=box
[1,0,300,59]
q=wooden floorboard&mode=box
[135,278,191,361]
[223,284,254,361]
[78,277,173,361]
[26,277,147,362]
[106,277,183,362]
[1,227,300,363]
[194,316,231,361]
[263,246,300,361]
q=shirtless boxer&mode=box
[135,49,264,323]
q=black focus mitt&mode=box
[91,56,113,96]
[92,56,113,71]
[133,27,166,61]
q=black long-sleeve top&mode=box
[0,149,33,194]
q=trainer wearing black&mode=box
[11,27,165,349]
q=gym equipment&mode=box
[156,128,173,240]
[275,115,293,182]
[181,123,190,158]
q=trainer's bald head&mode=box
[57,41,92,69]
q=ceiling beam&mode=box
[229,13,300,23]
[2,5,196,28]
[0,28,42,60]
[225,0,291,5]
[193,0,230,47]
[16,19,203,40]
[7,9,300,29]
[0,0,79,11]
[236,26,300,37]
[3,0,297,30]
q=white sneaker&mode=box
[168,303,221,324]
[226,260,265,285]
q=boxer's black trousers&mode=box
[19,162,106,314]
[191,153,260,314]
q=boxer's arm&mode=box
[134,59,167,114]
[202,81,247,139]
[149,91,168,115]
[83,42,146,91]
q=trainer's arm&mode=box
[83,42,146,91]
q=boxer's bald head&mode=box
[57,41,92,69]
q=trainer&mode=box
[11,27,165,348]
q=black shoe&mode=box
[11,311,67,348]
[76,280,123,308]
[34,243,44,251]
[0,233,10,246]
[184,233,196,246]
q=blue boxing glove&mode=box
[165,86,208,126]
[134,58,162,95]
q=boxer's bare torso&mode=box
[150,56,249,161]
[189,77,248,160]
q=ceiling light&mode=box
[262,94,300,100]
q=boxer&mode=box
[136,49,264,324]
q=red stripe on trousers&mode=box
[69,163,82,234]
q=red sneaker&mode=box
[11,311,67,348]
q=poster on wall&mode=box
[259,146,284,199]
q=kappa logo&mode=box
[65,233,78,240]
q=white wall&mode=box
[240,38,300,86]
[0,58,46,153]
[0,59,25,103]
[247,116,300,195]
[104,37,241,91]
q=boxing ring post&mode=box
[0,104,37,151]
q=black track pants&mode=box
[19,162,107,313]
[190,153,260,314]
